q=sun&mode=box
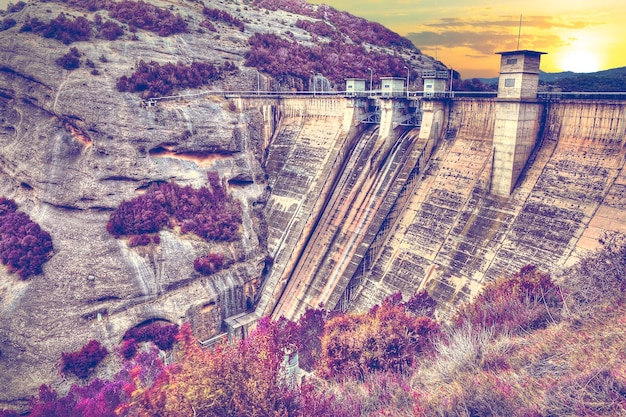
[558,50,601,73]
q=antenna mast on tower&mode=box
[517,14,522,50]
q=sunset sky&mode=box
[312,0,626,78]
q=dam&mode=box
[125,50,626,334]
[223,49,626,329]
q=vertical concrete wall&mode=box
[447,98,496,141]
[492,101,543,196]
[248,97,363,320]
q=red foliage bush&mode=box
[61,340,108,379]
[56,47,81,70]
[107,0,188,36]
[124,322,179,351]
[453,265,564,336]
[116,60,237,98]
[194,252,225,275]
[106,172,242,243]
[0,197,53,279]
[320,297,440,379]
[202,7,244,31]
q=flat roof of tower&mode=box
[496,50,547,56]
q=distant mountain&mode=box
[479,67,626,92]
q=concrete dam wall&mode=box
[254,97,626,319]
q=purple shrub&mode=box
[253,0,413,49]
[116,60,237,98]
[252,0,315,15]
[403,290,437,318]
[19,17,46,33]
[0,197,53,279]
[107,172,242,243]
[99,20,124,40]
[19,344,165,417]
[200,19,217,32]
[61,340,108,379]
[119,338,138,360]
[106,190,169,237]
[193,252,225,275]
[6,1,26,13]
[453,265,564,336]
[124,322,179,351]
[1,18,16,31]
[320,300,440,379]
[56,47,81,70]
[295,19,336,39]
[28,385,74,417]
[128,234,152,247]
[28,12,92,44]
[107,0,189,36]
[202,7,244,31]
[244,32,413,86]
[43,0,106,12]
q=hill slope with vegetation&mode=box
[2,241,624,416]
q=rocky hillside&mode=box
[0,0,443,408]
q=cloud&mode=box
[422,15,598,30]
[407,29,565,55]
[405,15,582,56]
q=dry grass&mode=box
[406,242,626,416]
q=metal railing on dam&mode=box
[537,92,626,101]
[142,90,626,106]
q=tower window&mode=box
[506,58,518,65]
[505,78,515,87]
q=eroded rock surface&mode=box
[0,0,269,406]
[0,0,445,406]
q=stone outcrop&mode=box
[0,0,265,406]
[0,0,442,407]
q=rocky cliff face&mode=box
[0,0,440,407]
